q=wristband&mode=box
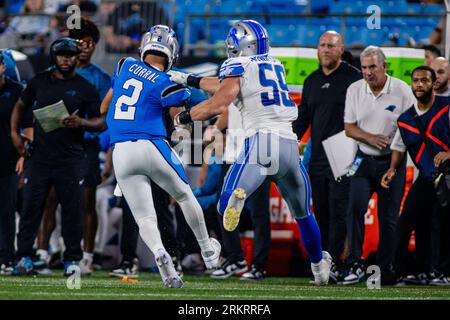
[187,75,202,89]
[178,110,193,125]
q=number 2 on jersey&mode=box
[114,78,143,120]
[258,63,295,108]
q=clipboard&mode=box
[33,100,70,133]
[322,130,358,180]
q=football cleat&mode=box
[155,250,183,288]
[223,188,246,232]
[201,238,222,270]
[311,251,332,285]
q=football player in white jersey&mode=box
[170,20,331,285]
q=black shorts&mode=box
[83,139,101,187]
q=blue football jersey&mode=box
[106,57,191,144]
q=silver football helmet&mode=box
[140,25,179,71]
[225,20,270,58]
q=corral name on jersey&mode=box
[106,57,190,144]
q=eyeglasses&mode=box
[77,39,96,49]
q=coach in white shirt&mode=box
[342,46,416,285]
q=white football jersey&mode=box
[219,54,298,140]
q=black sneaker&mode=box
[341,262,366,285]
[240,265,266,280]
[109,259,139,278]
[429,274,450,286]
[0,261,15,276]
[404,273,430,285]
[92,252,104,271]
[380,269,397,286]
[172,256,183,277]
[210,259,248,279]
[329,262,347,284]
[48,251,64,269]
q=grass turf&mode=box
[1,271,450,300]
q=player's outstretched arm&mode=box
[168,70,220,94]
[175,77,240,125]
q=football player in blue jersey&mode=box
[100,25,221,288]
[169,20,332,285]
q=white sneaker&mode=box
[201,238,221,270]
[79,258,93,276]
[311,251,332,285]
[155,250,183,288]
[223,188,246,232]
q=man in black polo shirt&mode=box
[10,38,105,276]
[293,31,362,282]
[0,50,24,275]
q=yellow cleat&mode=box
[223,188,247,232]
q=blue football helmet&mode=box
[139,25,179,71]
[225,20,270,58]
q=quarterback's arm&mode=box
[100,88,113,116]
[176,77,240,124]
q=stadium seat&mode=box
[405,3,424,14]
[266,24,297,46]
[297,25,327,47]
[208,19,234,44]
[422,4,445,14]
[210,0,264,15]
[377,1,409,14]
[330,1,371,14]
[415,26,436,44]
[265,0,307,14]
[360,27,389,46]
[310,17,342,33]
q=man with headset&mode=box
[10,38,104,276]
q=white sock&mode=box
[176,192,210,252]
[37,249,49,262]
[83,252,94,263]
[136,215,165,254]
[198,238,213,254]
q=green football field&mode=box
[0,271,449,300]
